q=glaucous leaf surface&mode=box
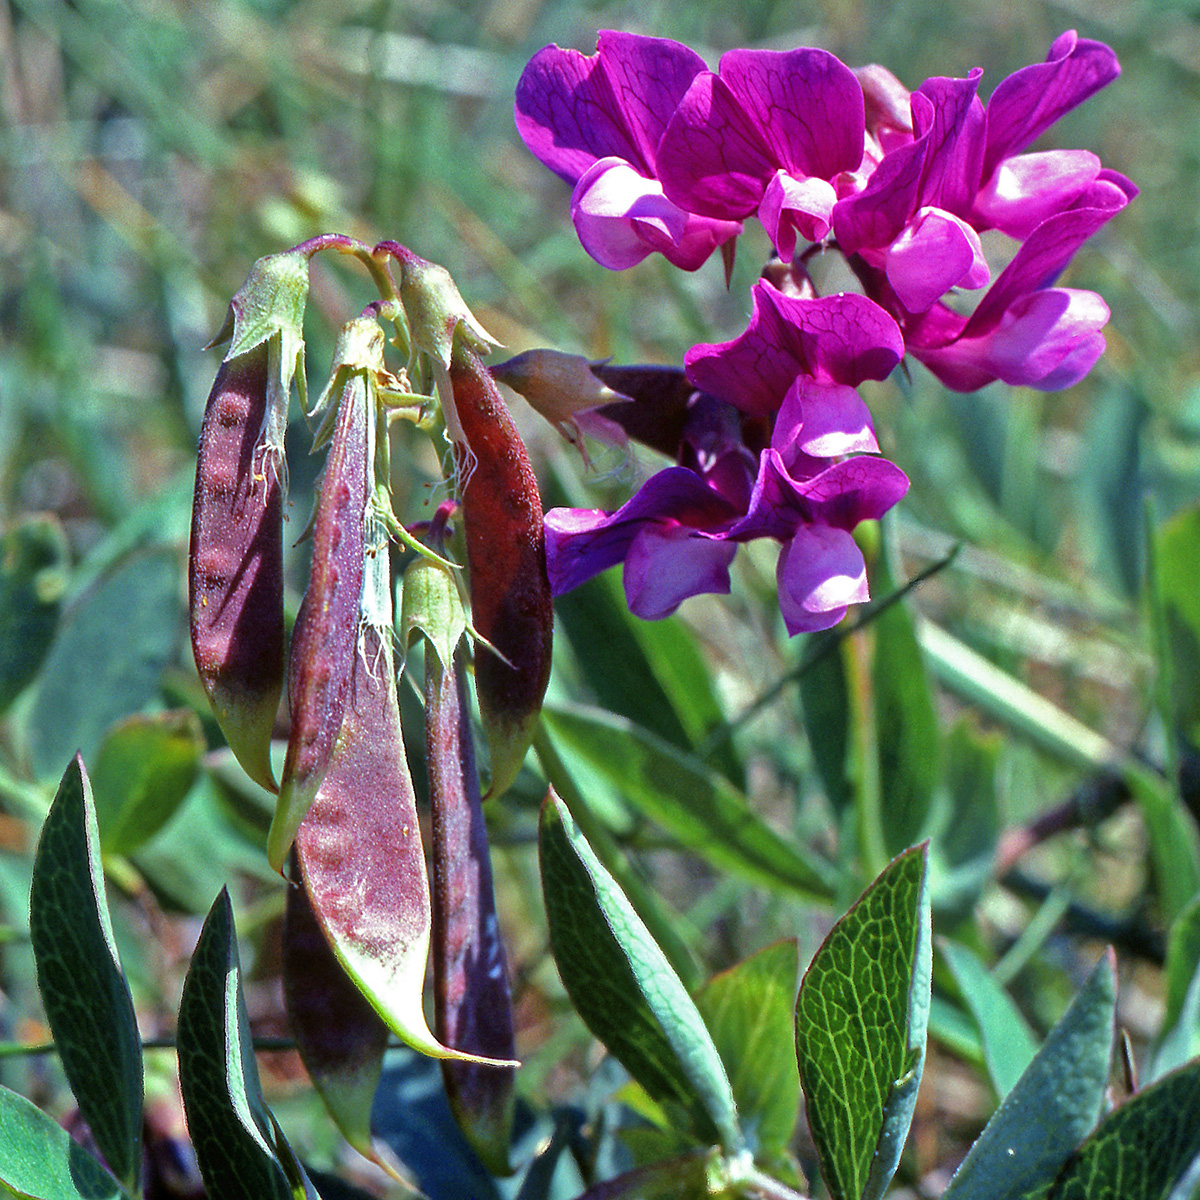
[539,787,743,1152]
[941,950,1115,1200]
[29,754,143,1193]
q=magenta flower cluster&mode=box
[514,30,1132,633]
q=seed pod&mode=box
[295,620,516,1067]
[450,344,553,799]
[269,366,369,872]
[427,644,516,1173]
[189,249,310,794]
[282,851,391,1170]
[189,344,284,794]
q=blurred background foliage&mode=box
[2,0,1200,1193]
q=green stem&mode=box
[700,545,959,758]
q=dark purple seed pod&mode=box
[189,345,284,794]
[269,369,369,871]
[427,647,517,1174]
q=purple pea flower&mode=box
[655,48,865,260]
[904,173,1134,390]
[543,281,910,630]
[514,31,741,270]
[732,450,910,633]
[835,31,1124,316]
[544,465,743,620]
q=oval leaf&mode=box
[91,710,205,856]
[0,1085,129,1200]
[1151,894,1200,1080]
[538,787,742,1153]
[693,941,801,1161]
[29,754,143,1193]
[870,554,939,855]
[177,888,294,1200]
[939,940,1037,1100]
[0,514,68,715]
[942,949,1116,1200]
[1048,1058,1200,1200]
[29,547,179,780]
[796,843,931,1200]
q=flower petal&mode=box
[685,282,904,414]
[776,524,869,634]
[571,158,739,271]
[973,149,1101,239]
[983,31,1120,179]
[963,185,1129,336]
[757,171,838,259]
[719,46,864,179]
[543,466,738,594]
[884,206,989,312]
[834,71,984,254]
[657,72,779,219]
[513,31,706,183]
[773,379,880,458]
[623,525,736,619]
[914,287,1109,391]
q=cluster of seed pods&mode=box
[188,239,550,1166]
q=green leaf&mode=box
[1156,505,1200,746]
[1125,767,1200,926]
[91,711,205,856]
[132,773,279,914]
[28,755,143,1193]
[28,546,180,780]
[871,553,939,855]
[1048,1058,1200,1200]
[796,844,931,1200]
[941,950,1115,1200]
[538,788,743,1153]
[0,514,69,715]
[1150,894,1200,1080]
[693,941,800,1161]
[928,723,1000,919]
[177,888,295,1200]
[0,1085,130,1200]
[798,636,855,819]
[542,705,835,900]
[939,941,1037,1099]
[554,570,741,784]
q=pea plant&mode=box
[5,24,1200,1200]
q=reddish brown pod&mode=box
[450,344,553,798]
[189,346,285,794]
[295,621,517,1067]
[270,364,370,872]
